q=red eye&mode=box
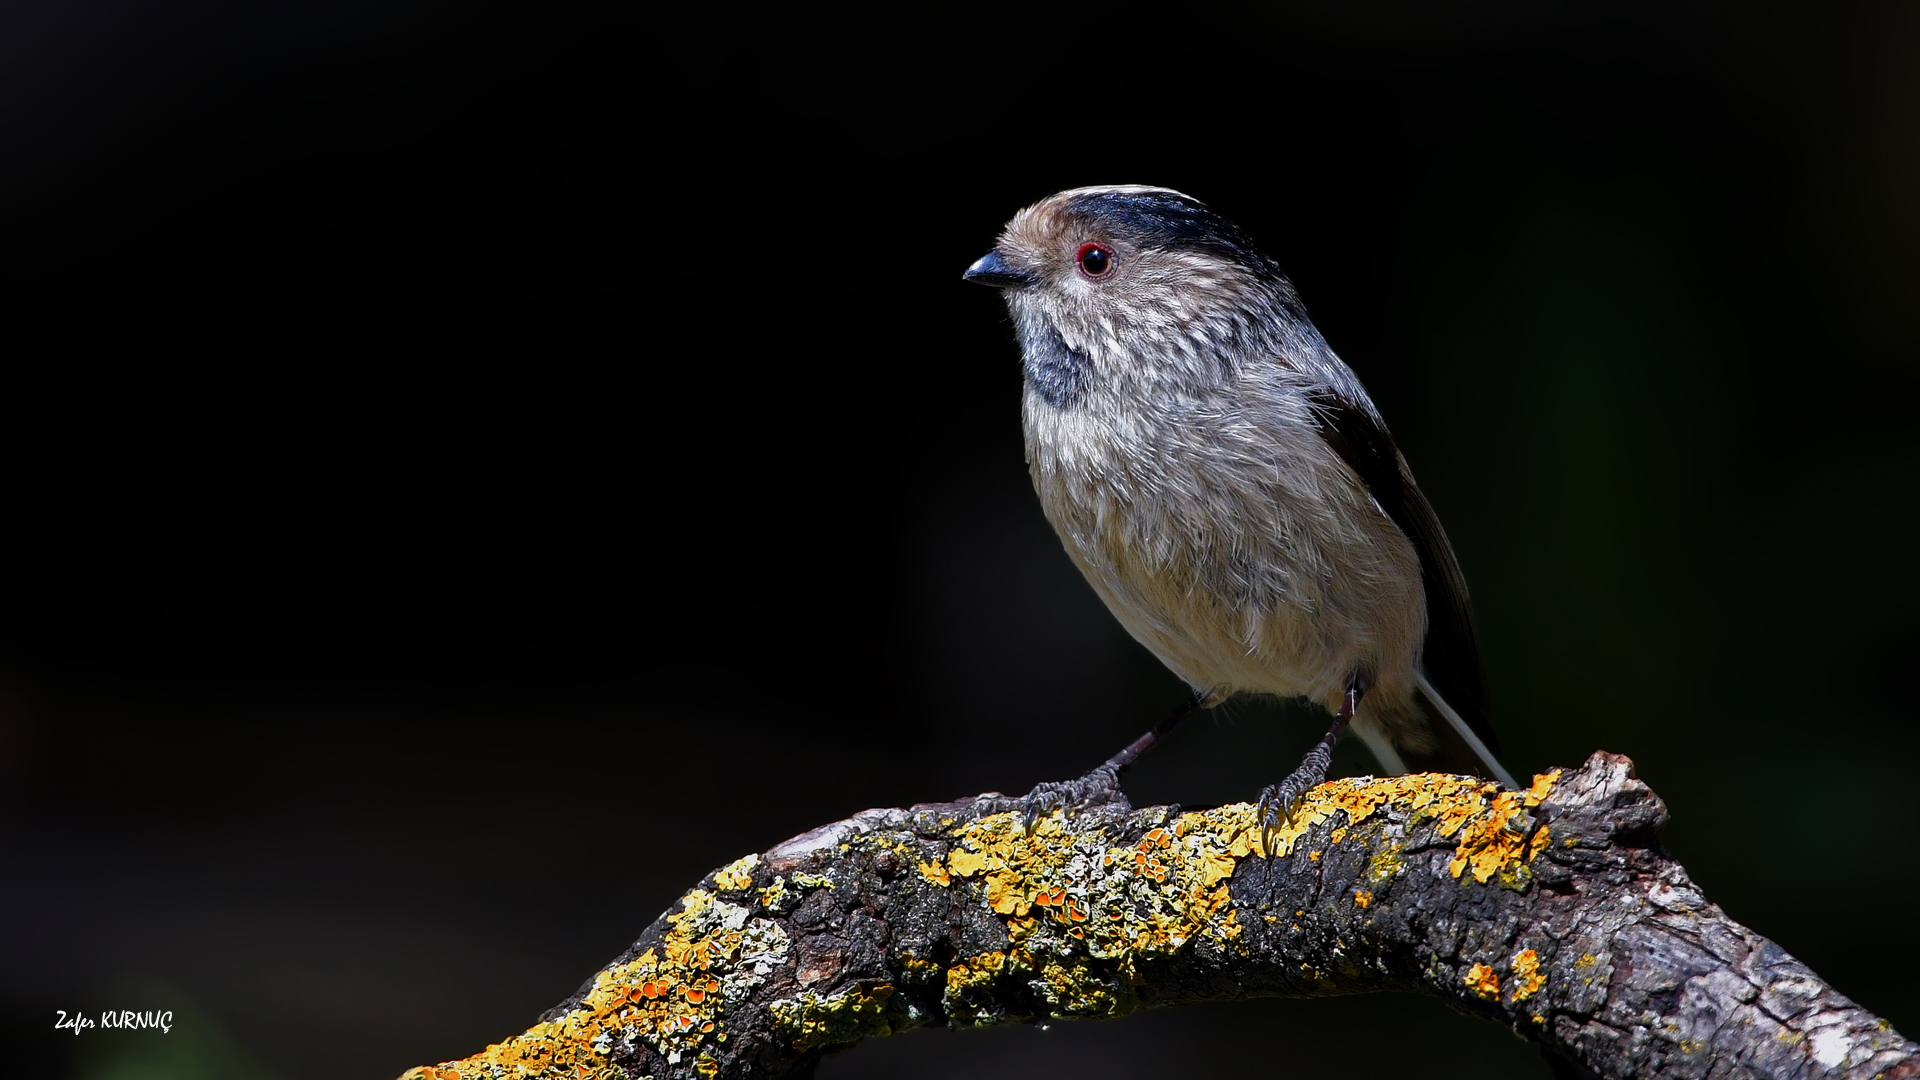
[1076,242,1115,278]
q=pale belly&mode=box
[1028,429,1427,715]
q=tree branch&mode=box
[399,752,1916,1080]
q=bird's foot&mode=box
[1254,741,1335,854]
[1017,762,1125,834]
[977,692,1215,834]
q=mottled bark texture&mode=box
[402,752,1914,1080]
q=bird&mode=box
[962,185,1517,838]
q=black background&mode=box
[4,3,1916,1078]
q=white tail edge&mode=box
[1351,720,1409,777]
[1413,672,1519,789]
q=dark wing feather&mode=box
[1309,395,1499,756]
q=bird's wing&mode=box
[1308,394,1500,759]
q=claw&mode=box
[1021,793,1051,834]
[1248,678,1361,857]
[1255,782,1301,857]
[1017,763,1122,834]
[1255,752,1328,856]
[1018,781,1070,835]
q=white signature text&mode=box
[55,1009,172,1034]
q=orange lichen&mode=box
[1523,770,1562,808]
[1443,774,1561,884]
[917,859,951,887]
[1447,788,1531,882]
[1510,948,1544,1001]
[1527,827,1551,861]
[1354,890,1372,909]
[399,878,791,1080]
[1465,962,1501,1000]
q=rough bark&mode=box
[400,752,1916,1080]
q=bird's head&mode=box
[964,186,1310,407]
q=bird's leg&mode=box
[1018,689,1213,833]
[1257,674,1370,850]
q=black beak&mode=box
[962,250,1034,289]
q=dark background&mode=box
[3,3,1915,1078]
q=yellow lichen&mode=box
[713,853,759,891]
[1219,772,1508,861]
[405,770,1571,1078]
[1194,847,1236,889]
[986,868,1029,915]
[1510,948,1544,1001]
[947,846,988,878]
[769,983,895,1052]
[946,951,1008,993]
[913,771,1570,1032]
[945,950,1037,1024]
[1465,962,1501,1000]
[1034,958,1130,1015]
[921,806,1258,1024]
[399,883,791,1080]
[1211,772,1558,887]
[1368,842,1405,882]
